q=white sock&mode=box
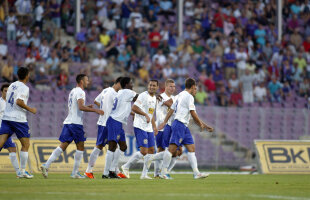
[187,152,199,175]
[103,150,114,175]
[142,154,153,177]
[9,152,19,174]
[45,147,63,168]
[110,149,124,172]
[168,156,178,173]
[153,152,164,176]
[86,147,101,173]
[19,151,28,173]
[72,150,84,174]
[161,149,172,175]
[123,151,143,169]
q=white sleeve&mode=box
[16,87,29,102]
[133,92,144,109]
[76,90,85,101]
[189,96,196,111]
[126,90,136,102]
[94,92,102,103]
[171,101,177,111]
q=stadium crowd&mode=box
[0,0,309,107]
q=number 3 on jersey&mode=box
[112,98,118,111]
[8,92,14,107]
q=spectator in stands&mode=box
[46,50,60,75]
[254,24,266,46]
[303,36,310,52]
[35,67,50,91]
[290,29,303,49]
[15,0,32,15]
[16,25,31,46]
[57,69,69,90]
[246,59,256,74]
[29,27,41,48]
[216,85,228,107]
[158,0,175,20]
[223,47,236,80]
[213,68,224,88]
[152,49,166,66]
[282,81,291,100]
[195,84,209,105]
[99,29,111,47]
[299,78,309,98]
[228,73,239,93]
[138,64,149,85]
[292,62,303,84]
[103,15,117,35]
[91,53,108,76]
[73,41,88,62]
[163,63,174,79]
[42,27,54,43]
[149,26,161,56]
[236,45,248,78]
[49,0,61,32]
[39,39,50,60]
[34,1,44,31]
[1,58,13,82]
[121,0,133,29]
[268,77,283,102]
[294,52,307,71]
[5,10,18,41]
[127,54,140,76]
[117,50,130,67]
[0,38,7,59]
[204,73,216,93]
[61,0,71,29]
[230,88,243,107]
[240,69,255,104]
[254,82,267,103]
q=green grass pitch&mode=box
[0,173,310,200]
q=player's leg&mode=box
[103,140,118,178]
[111,140,127,178]
[15,121,33,179]
[122,128,147,178]
[7,144,20,176]
[0,134,9,150]
[41,124,73,178]
[141,132,155,179]
[168,146,183,173]
[85,125,106,178]
[71,124,87,179]
[183,127,209,179]
[154,131,164,177]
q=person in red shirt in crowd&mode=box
[303,36,310,52]
[57,69,69,90]
[230,88,243,107]
[213,9,226,30]
[149,25,161,56]
[267,60,280,80]
[204,73,216,93]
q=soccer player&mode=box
[0,67,37,178]
[152,79,182,178]
[0,83,20,176]
[121,80,159,179]
[159,78,213,179]
[84,77,123,179]
[41,74,104,178]
[102,77,137,179]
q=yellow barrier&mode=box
[0,139,107,173]
[255,140,310,174]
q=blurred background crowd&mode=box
[0,0,309,108]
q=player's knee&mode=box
[7,147,16,153]
[148,148,155,154]
[108,141,117,151]
[120,144,127,152]
[140,149,148,156]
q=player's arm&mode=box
[132,94,139,102]
[16,99,37,114]
[78,99,104,115]
[132,104,150,123]
[190,110,214,132]
[157,108,174,130]
[94,100,100,107]
[152,115,158,136]
[162,98,173,108]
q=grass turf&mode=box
[0,173,310,200]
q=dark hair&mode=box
[1,83,10,92]
[185,78,196,89]
[115,76,123,84]
[17,67,29,80]
[120,77,131,89]
[149,79,159,86]
[76,74,87,84]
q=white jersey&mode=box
[110,89,136,124]
[95,87,117,126]
[0,97,6,126]
[2,81,29,123]
[63,87,86,125]
[172,90,195,127]
[133,91,156,132]
[155,92,177,131]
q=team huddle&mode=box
[0,67,214,180]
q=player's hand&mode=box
[96,110,104,115]
[206,125,214,132]
[154,127,158,136]
[156,94,163,101]
[158,122,166,131]
[145,114,150,123]
[87,105,93,108]
[30,107,37,114]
